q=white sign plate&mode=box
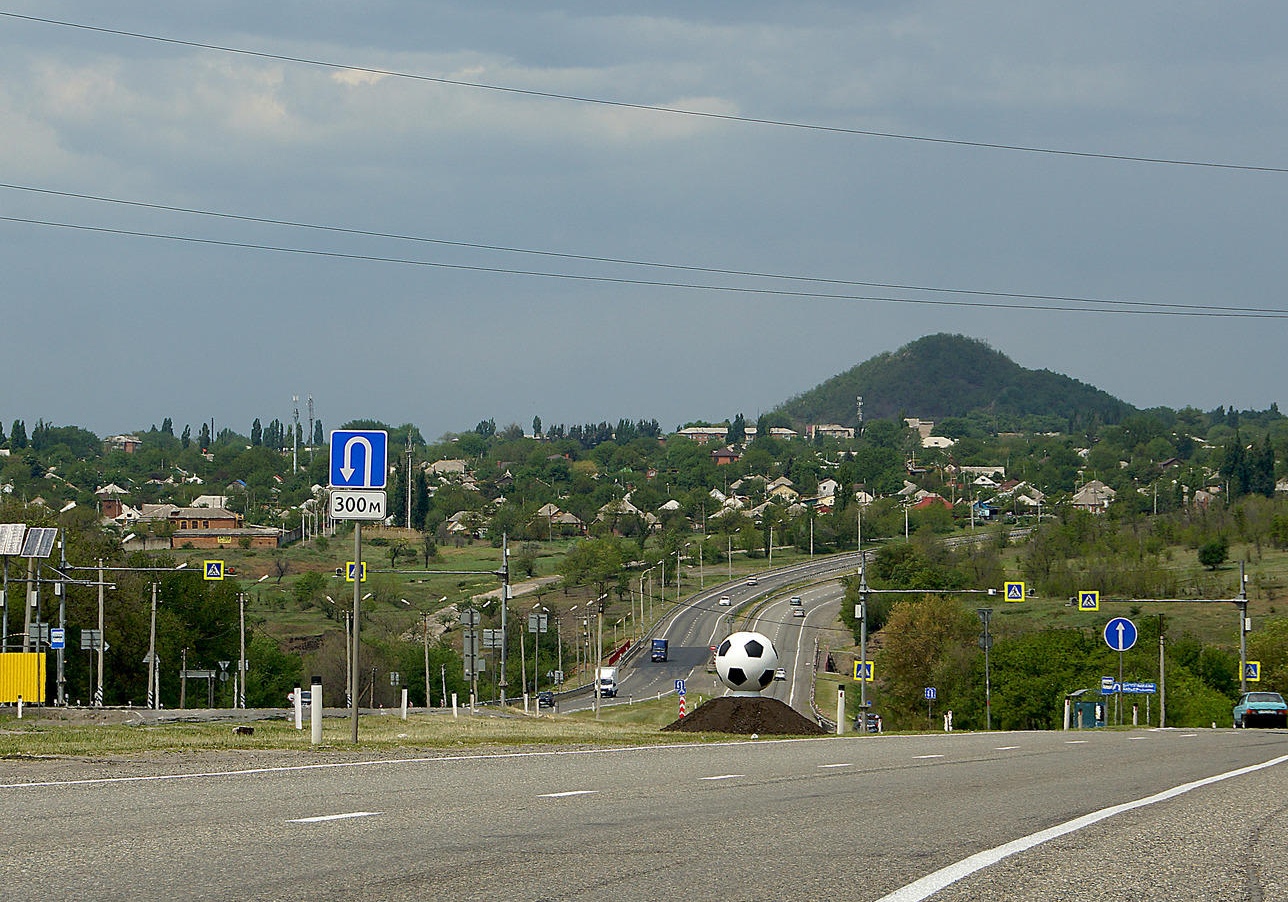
[330,489,387,521]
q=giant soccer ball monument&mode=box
[714,630,779,696]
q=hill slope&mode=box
[775,334,1134,428]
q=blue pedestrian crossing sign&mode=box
[345,561,368,582]
[853,660,874,682]
[1079,591,1100,612]
[1104,617,1138,652]
[329,430,388,489]
[204,560,224,581]
[1245,661,1262,683]
[1004,581,1025,602]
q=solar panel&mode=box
[20,527,58,559]
[0,523,26,556]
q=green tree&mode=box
[1198,537,1229,570]
[877,596,979,729]
[561,536,627,599]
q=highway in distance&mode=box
[3,727,1288,900]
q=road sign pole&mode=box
[1118,650,1124,726]
[350,520,362,743]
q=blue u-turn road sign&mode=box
[1103,617,1138,652]
[330,430,388,489]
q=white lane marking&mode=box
[539,790,598,798]
[913,755,944,760]
[0,737,840,790]
[876,753,1288,902]
[288,811,379,824]
[1066,740,1089,744]
[701,774,744,781]
[819,763,853,769]
[995,746,1020,751]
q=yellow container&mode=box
[0,653,46,703]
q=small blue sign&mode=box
[1122,681,1157,694]
[675,679,686,695]
[1104,617,1138,652]
[925,687,937,700]
[50,627,65,650]
[329,430,388,489]
[1005,581,1024,601]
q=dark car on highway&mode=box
[537,691,555,709]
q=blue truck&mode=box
[651,638,669,662]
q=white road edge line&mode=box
[701,774,744,781]
[875,753,1288,902]
[994,746,1020,751]
[913,755,944,760]
[288,811,379,824]
[539,790,598,798]
[819,763,853,769]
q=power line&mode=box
[4,213,1286,319]
[2,10,1284,175]
[6,181,1283,315]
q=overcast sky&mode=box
[3,2,1287,440]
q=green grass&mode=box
[0,709,729,758]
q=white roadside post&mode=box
[836,685,845,735]
[310,676,323,745]
[293,684,303,731]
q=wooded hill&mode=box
[774,333,1135,432]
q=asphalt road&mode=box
[5,727,1287,901]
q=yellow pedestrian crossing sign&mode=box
[1079,591,1100,612]
[1004,581,1025,602]
[853,660,875,682]
[204,560,224,581]
[345,561,367,582]
[1245,661,1262,682]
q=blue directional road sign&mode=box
[329,430,388,489]
[675,679,686,695]
[1103,617,1138,652]
[925,687,937,700]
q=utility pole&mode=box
[238,592,247,709]
[595,592,605,719]
[977,608,993,731]
[350,519,362,743]
[499,534,510,708]
[96,559,105,706]
[422,612,431,708]
[1239,561,1249,694]
[147,581,158,709]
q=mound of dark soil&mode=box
[662,696,827,735]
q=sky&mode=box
[3,2,1288,441]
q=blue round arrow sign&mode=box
[1104,617,1138,652]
